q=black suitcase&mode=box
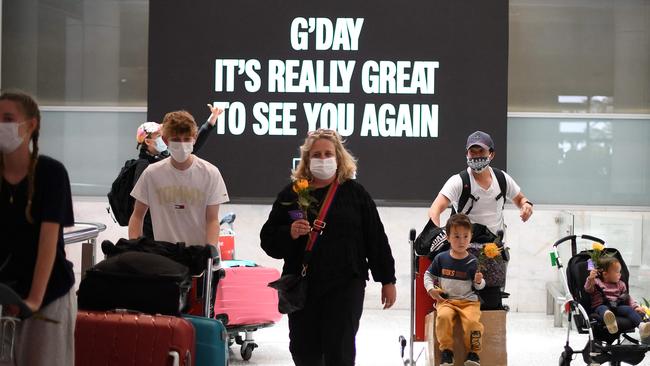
[77,251,191,315]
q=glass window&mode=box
[507,116,650,205]
[509,0,650,113]
[1,0,148,106]
[39,110,146,195]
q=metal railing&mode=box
[63,222,107,276]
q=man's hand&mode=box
[519,202,533,222]
[382,283,396,309]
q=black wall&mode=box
[148,0,508,204]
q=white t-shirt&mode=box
[131,156,229,246]
[439,167,520,234]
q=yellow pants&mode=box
[435,299,483,353]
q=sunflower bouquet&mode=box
[283,178,318,221]
[477,243,504,272]
[471,242,509,288]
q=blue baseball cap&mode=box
[466,131,494,151]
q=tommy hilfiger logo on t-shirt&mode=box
[174,204,185,209]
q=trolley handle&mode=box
[0,284,33,320]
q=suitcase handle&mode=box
[167,350,191,366]
[168,351,179,366]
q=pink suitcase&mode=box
[75,310,195,366]
[214,260,282,326]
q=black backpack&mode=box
[413,168,509,257]
[453,167,507,215]
[107,158,148,226]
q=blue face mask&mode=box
[154,137,167,153]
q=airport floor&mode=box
[227,309,650,366]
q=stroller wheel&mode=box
[559,351,571,366]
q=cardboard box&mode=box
[425,310,507,366]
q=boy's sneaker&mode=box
[440,349,454,366]
[603,310,618,334]
[464,352,480,366]
[640,322,650,344]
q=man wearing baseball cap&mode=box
[423,132,532,365]
[428,130,533,235]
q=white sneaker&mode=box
[603,310,618,334]
[640,322,650,344]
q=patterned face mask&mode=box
[467,156,491,173]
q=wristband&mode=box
[524,200,534,207]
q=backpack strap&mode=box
[492,167,507,210]
[456,168,508,214]
[133,159,150,186]
[456,170,478,215]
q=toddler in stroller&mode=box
[583,257,650,341]
[552,234,650,366]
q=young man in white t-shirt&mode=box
[128,110,229,248]
[428,131,533,237]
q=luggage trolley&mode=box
[214,259,282,361]
[399,229,427,365]
[63,221,107,275]
[0,285,33,363]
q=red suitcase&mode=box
[214,260,282,326]
[75,310,195,366]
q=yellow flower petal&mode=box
[484,243,501,259]
[293,178,309,193]
[592,242,605,251]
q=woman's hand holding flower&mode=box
[290,219,311,240]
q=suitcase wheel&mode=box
[241,342,257,361]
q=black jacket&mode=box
[260,179,396,293]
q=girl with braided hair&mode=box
[0,91,76,365]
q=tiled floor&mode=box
[228,309,649,366]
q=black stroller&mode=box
[552,234,650,365]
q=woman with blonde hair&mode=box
[261,128,397,366]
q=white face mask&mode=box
[310,157,337,180]
[0,122,26,153]
[168,141,194,163]
[153,137,167,154]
